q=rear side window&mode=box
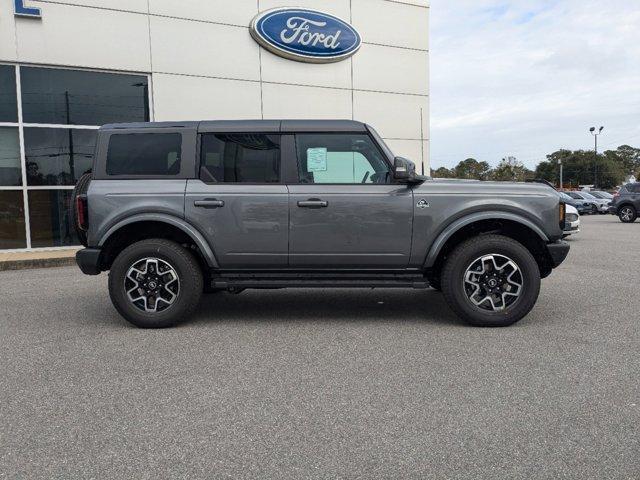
[200,133,280,183]
[630,184,640,193]
[106,133,182,176]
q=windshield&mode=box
[566,192,582,199]
[592,191,613,199]
[580,191,597,199]
[558,192,573,201]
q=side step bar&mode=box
[210,272,430,290]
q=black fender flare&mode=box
[424,211,549,268]
[98,213,219,268]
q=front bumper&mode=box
[76,248,102,275]
[608,205,617,214]
[546,240,570,268]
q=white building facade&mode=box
[0,0,429,251]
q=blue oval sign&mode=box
[250,8,362,64]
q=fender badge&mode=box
[417,199,430,209]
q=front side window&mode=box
[200,134,280,183]
[295,134,390,184]
[107,133,182,176]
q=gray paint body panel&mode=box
[185,180,289,268]
[288,184,414,267]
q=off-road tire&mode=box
[441,235,541,327]
[69,172,92,247]
[618,205,637,223]
[108,239,203,328]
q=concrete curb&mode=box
[0,257,77,271]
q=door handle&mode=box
[297,199,328,209]
[194,199,225,208]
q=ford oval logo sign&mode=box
[250,8,362,64]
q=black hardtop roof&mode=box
[101,119,368,133]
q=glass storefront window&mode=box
[0,65,150,251]
[28,190,79,248]
[24,128,96,186]
[20,67,149,125]
[0,127,22,186]
[0,65,18,123]
[0,191,27,249]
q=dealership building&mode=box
[0,0,429,251]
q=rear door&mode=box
[287,133,414,268]
[185,132,289,268]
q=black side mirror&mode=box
[394,157,422,184]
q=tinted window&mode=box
[107,133,182,176]
[0,65,18,122]
[25,128,96,186]
[21,67,149,125]
[295,134,390,184]
[0,191,26,249]
[0,127,22,186]
[200,134,280,183]
[630,184,640,193]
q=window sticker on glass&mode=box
[307,147,328,172]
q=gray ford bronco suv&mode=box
[72,120,569,328]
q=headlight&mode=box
[566,213,579,222]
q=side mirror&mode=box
[394,157,422,184]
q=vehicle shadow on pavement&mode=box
[189,288,462,327]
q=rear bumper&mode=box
[76,248,102,275]
[546,240,570,268]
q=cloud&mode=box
[430,0,640,169]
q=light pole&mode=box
[558,158,563,190]
[589,126,604,187]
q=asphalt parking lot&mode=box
[1,215,638,479]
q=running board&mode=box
[210,272,429,289]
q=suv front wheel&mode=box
[441,235,541,327]
[108,239,203,328]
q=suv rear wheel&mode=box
[619,205,637,223]
[108,239,203,328]
[441,235,541,327]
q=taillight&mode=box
[559,202,566,229]
[76,194,88,231]
[613,192,620,200]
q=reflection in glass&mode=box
[0,191,26,249]
[0,128,22,186]
[21,67,149,125]
[25,128,96,186]
[28,190,79,248]
[0,65,18,123]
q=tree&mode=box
[490,157,532,182]
[537,149,625,189]
[604,145,640,178]
[453,158,491,180]
[431,166,454,178]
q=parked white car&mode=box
[563,204,580,237]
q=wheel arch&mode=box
[98,214,219,271]
[425,212,554,279]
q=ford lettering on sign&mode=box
[250,8,362,64]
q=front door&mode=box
[288,133,414,268]
[185,133,288,268]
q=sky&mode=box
[429,0,640,170]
